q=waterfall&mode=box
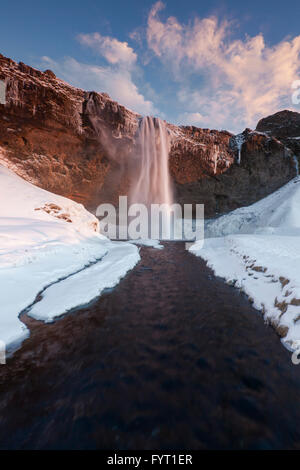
[130,116,173,207]
[293,155,299,176]
[0,80,6,105]
[234,133,245,165]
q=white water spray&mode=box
[130,116,173,207]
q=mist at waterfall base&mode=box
[96,116,204,243]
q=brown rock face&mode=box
[173,129,296,216]
[0,54,298,217]
[169,126,234,183]
[256,110,300,164]
[256,110,300,139]
[0,54,139,208]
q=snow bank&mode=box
[0,164,140,351]
[129,239,164,249]
[190,177,300,352]
[28,243,138,321]
[205,177,300,238]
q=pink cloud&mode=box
[147,2,300,131]
[78,33,137,66]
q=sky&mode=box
[1,0,300,133]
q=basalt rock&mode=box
[173,129,296,217]
[256,110,300,139]
[0,53,298,216]
[256,110,300,166]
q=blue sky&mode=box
[1,0,300,132]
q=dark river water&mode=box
[0,242,300,450]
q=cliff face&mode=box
[256,110,300,138]
[0,53,298,217]
[256,110,300,162]
[0,54,139,208]
[174,129,296,216]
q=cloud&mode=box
[40,56,156,115]
[177,112,204,126]
[129,29,143,47]
[147,1,300,132]
[78,33,137,66]
[147,1,230,71]
[68,32,158,115]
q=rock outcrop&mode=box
[173,127,296,216]
[0,54,139,209]
[0,53,298,217]
[256,110,300,139]
[256,110,300,167]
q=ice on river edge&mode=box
[0,164,140,352]
[190,177,300,352]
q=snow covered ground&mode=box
[190,177,300,352]
[129,238,164,249]
[0,164,140,352]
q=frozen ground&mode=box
[190,177,300,352]
[0,164,140,351]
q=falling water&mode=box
[293,155,299,176]
[130,116,173,207]
[234,133,245,165]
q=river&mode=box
[0,242,299,449]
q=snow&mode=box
[129,239,164,249]
[204,177,300,238]
[190,177,300,352]
[0,164,140,352]
[28,243,139,322]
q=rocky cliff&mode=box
[173,127,297,216]
[0,53,298,217]
[0,54,139,208]
[256,110,300,164]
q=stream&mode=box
[0,242,300,449]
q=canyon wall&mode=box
[0,54,138,209]
[0,53,298,217]
[172,127,297,216]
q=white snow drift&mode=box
[190,177,300,352]
[0,164,140,351]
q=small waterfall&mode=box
[130,116,173,207]
[0,80,6,105]
[293,155,299,176]
[234,133,245,165]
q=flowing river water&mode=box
[0,242,300,449]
